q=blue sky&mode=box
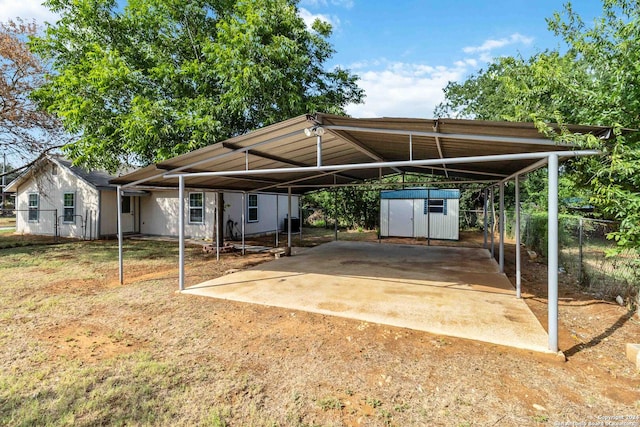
[2,0,605,118]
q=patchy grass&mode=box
[0,216,15,227]
[0,233,639,425]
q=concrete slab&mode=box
[184,241,551,353]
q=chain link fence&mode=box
[461,210,640,303]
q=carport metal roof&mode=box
[110,113,608,191]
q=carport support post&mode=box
[275,195,279,247]
[178,175,185,291]
[117,186,123,284]
[490,186,495,259]
[483,188,488,249]
[333,176,338,241]
[548,154,559,353]
[515,175,521,298]
[216,192,220,262]
[241,192,246,255]
[499,182,505,273]
[287,187,292,253]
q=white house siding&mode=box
[15,163,100,239]
[139,190,299,240]
[140,190,214,239]
[99,190,118,236]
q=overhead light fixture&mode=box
[304,126,325,137]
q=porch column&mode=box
[499,181,505,273]
[117,185,123,284]
[548,154,559,352]
[178,175,185,291]
[515,175,522,298]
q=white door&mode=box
[388,199,414,237]
[121,196,135,233]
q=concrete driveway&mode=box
[184,241,550,353]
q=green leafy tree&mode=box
[31,0,363,172]
[435,0,640,252]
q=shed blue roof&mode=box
[380,188,460,199]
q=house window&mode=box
[424,199,445,214]
[189,192,204,224]
[28,193,39,222]
[63,192,75,223]
[51,165,58,176]
[247,194,258,222]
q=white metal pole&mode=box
[316,134,322,167]
[117,186,123,284]
[548,154,559,353]
[298,198,302,242]
[490,187,495,258]
[483,188,488,249]
[287,187,292,253]
[216,192,220,262]
[515,175,522,298]
[499,181,505,273]
[241,192,246,255]
[275,194,279,247]
[178,175,185,291]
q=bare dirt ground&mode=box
[1,229,639,426]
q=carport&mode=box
[111,113,614,352]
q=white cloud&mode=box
[299,7,336,30]
[0,0,58,25]
[463,33,533,54]
[345,61,468,118]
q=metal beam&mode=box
[283,179,495,189]
[222,142,362,183]
[328,127,404,174]
[434,135,449,178]
[164,150,600,179]
[407,164,508,178]
[324,124,577,147]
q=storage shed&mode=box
[380,189,460,240]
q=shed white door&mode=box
[388,199,414,237]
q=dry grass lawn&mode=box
[0,229,639,426]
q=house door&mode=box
[120,196,135,233]
[388,199,414,237]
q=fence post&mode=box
[578,217,584,286]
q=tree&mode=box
[31,0,363,172]
[0,19,65,168]
[435,0,640,253]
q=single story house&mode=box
[5,155,299,240]
[379,188,460,240]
